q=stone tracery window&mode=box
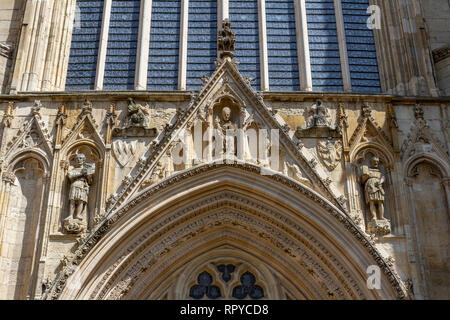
[188,264,265,300]
[65,0,381,93]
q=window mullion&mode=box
[135,0,153,90]
[258,0,269,91]
[334,0,352,92]
[178,0,189,90]
[294,0,312,91]
[95,0,112,90]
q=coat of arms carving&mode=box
[317,138,343,170]
[113,140,137,167]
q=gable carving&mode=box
[3,100,53,162]
[61,100,105,151]
[401,105,449,164]
[105,58,347,214]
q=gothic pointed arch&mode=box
[0,107,51,298]
[44,163,409,300]
[401,106,450,299]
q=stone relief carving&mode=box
[112,98,157,138]
[361,156,391,235]
[306,99,331,128]
[141,156,171,190]
[317,138,343,171]
[295,100,341,138]
[284,159,310,185]
[401,104,449,159]
[63,153,96,234]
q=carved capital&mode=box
[441,177,450,188]
[432,44,450,64]
[2,171,15,184]
[60,160,69,170]
[367,219,391,235]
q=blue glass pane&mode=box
[187,0,217,91]
[104,0,140,90]
[306,0,343,92]
[342,0,381,93]
[230,0,260,90]
[148,0,181,90]
[266,0,300,91]
[66,0,104,90]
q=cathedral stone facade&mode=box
[0,0,448,300]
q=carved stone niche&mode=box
[354,149,392,235]
[295,100,341,139]
[112,98,158,138]
[61,145,101,235]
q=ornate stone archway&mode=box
[47,163,408,300]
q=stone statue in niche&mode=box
[215,106,237,133]
[218,19,235,59]
[361,156,391,234]
[63,153,95,234]
[214,106,238,157]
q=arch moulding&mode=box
[45,162,409,300]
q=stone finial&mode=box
[32,100,42,117]
[218,19,235,59]
[361,103,372,118]
[81,99,93,116]
[2,101,15,127]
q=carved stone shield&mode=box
[113,140,137,167]
[317,139,343,171]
